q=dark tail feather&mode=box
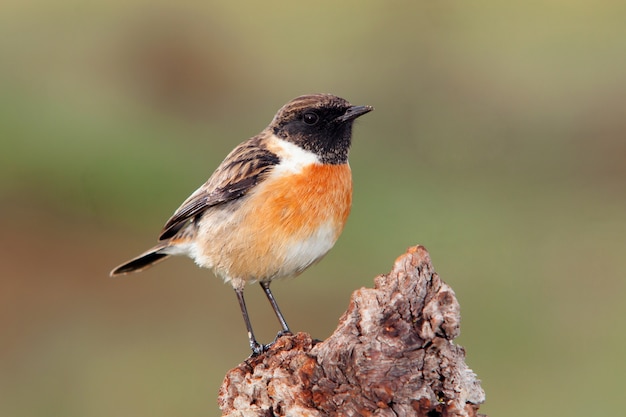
[110,244,171,276]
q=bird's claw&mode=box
[248,330,293,357]
[274,329,292,341]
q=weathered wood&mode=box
[218,245,486,417]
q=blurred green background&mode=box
[2,1,625,416]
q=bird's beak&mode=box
[338,105,374,123]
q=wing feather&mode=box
[158,135,280,240]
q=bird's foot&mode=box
[248,330,293,357]
[264,329,293,350]
[274,329,292,341]
[249,341,267,357]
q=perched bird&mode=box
[110,94,372,355]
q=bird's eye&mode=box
[303,112,319,125]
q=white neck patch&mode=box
[269,135,320,174]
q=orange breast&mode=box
[257,163,353,239]
[221,163,352,281]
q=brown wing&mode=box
[158,135,280,240]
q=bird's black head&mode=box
[269,94,373,164]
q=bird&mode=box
[110,94,373,355]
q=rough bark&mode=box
[218,245,486,417]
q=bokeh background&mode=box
[2,1,625,416]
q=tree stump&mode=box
[218,245,486,417]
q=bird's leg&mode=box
[260,281,292,344]
[234,288,264,356]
